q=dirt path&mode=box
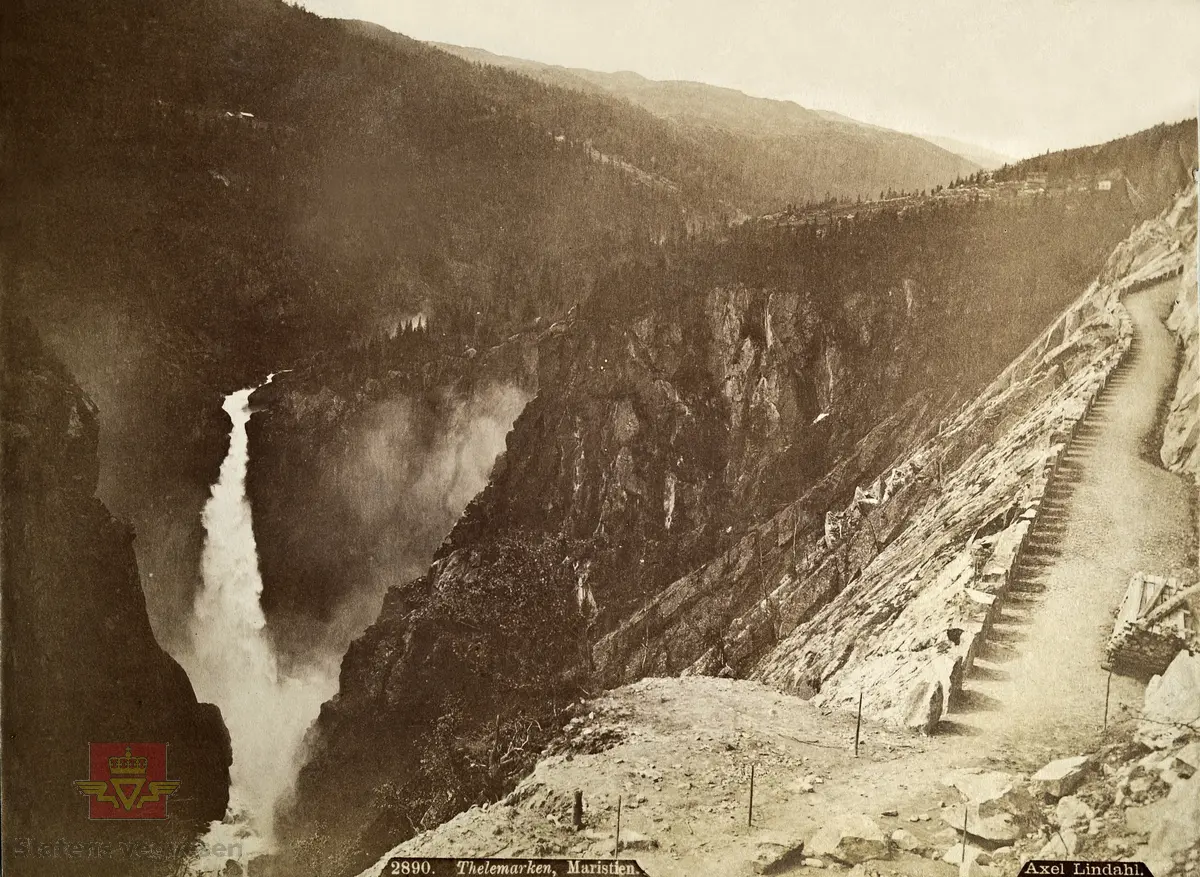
[358,281,1198,877]
[366,677,990,877]
[947,279,1195,768]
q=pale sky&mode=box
[298,0,1200,159]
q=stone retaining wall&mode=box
[592,243,1188,712]
[747,190,1195,728]
[928,265,1183,715]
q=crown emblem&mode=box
[76,742,179,819]
[108,746,148,777]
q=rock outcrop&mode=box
[1138,651,1200,750]
[1159,187,1199,478]
[1,321,232,876]
[753,186,1198,730]
[1031,755,1094,800]
[281,185,1159,873]
[807,813,892,864]
[1021,649,1200,875]
[753,273,1131,722]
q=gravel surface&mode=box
[951,279,1196,766]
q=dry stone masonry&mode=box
[1106,573,1198,678]
[752,186,1197,731]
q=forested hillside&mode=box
[6,4,1197,875]
[2,0,732,645]
[6,0,706,361]
[433,39,981,205]
[993,119,1195,203]
[277,120,1196,876]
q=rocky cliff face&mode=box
[754,185,1198,735]
[446,280,923,633]
[275,280,921,874]
[247,326,541,662]
[752,285,1129,716]
[275,266,944,877]
[1159,188,1199,478]
[335,190,1200,877]
[1,322,232,876]
[276,192,1147,875]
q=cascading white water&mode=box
[185,375,337,871]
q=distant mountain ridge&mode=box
[424,39,982,203]
[920,133,1014,169]
[431,42,851,133]
[433,42,1017,176]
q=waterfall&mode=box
[185,374,337,871]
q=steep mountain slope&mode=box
[1,0,729,655]
[430,41,981,204]
[7,0,732,355]
[352,246,1199,871]
[343,164,1195,877]
[277,124,1194,876]
[754,188,1197,745]
[5,0,989,665]
[0,321,232,877]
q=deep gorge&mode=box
[4,4,1197,876]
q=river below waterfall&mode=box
[183,375,337,872]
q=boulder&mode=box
[942,769,1039,842]
[1139,651,1200,749]
[901,679,944,735]
[1145,774,1200,867]
[1032,755,1093,799]
[944,770,1032,815]
[942,769,1041,843]
[943,842,986,865]
[1037,828,1079,859]
[942,805,1022,844]
[1055,795,1095,828]
[890,829,924,853]
[753,838,807,875]
[808,813,892,864]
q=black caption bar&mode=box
[1019,862,1155,876]
[383,859,648,876]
